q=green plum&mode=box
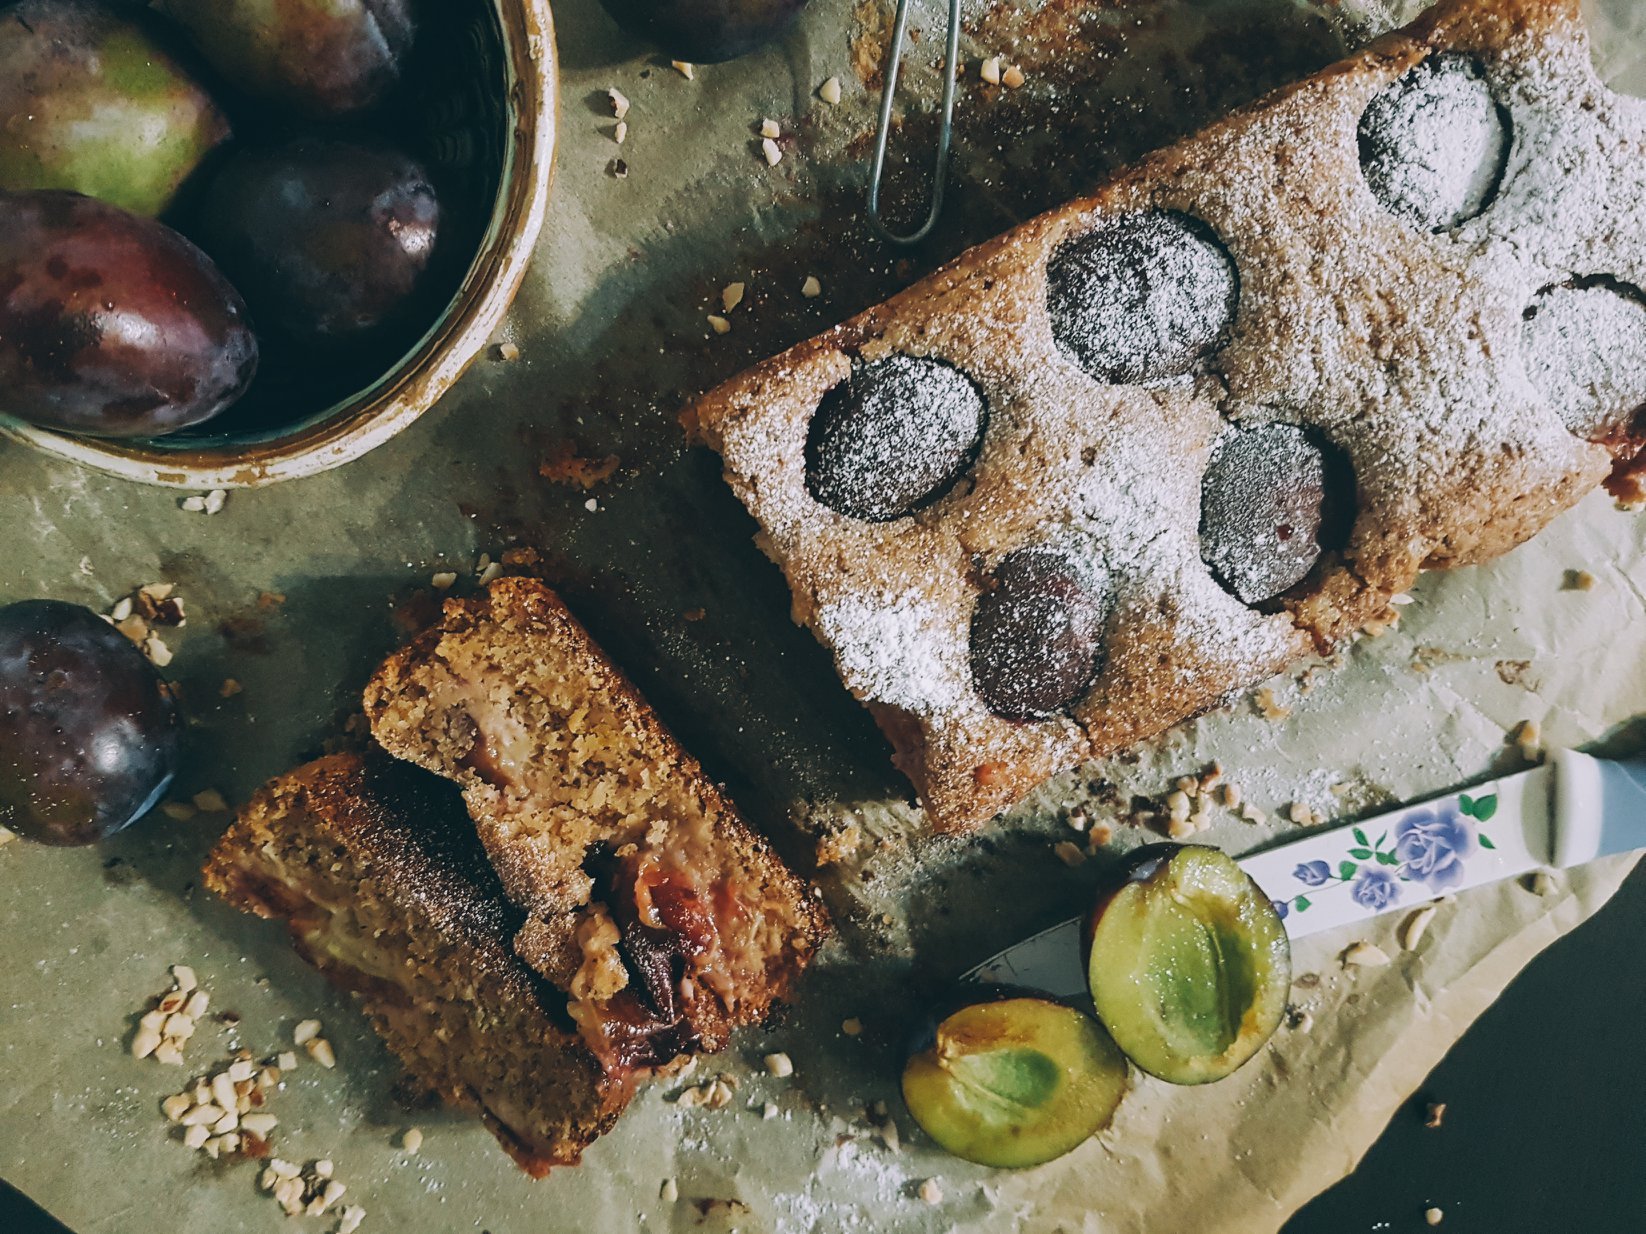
[158,0,416,116]
[902,988,1129,1168]
[1085,844,1291,1085]
[0,0,230,217]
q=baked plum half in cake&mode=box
[1199,423,1354,607]
[804,355,988,522]
[969,545,1109,720]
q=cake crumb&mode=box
[192,789,229,813]
[220,677,243,698]
[818,76,842,105]
[538,441,621,490]
[1254,686,1291,720]
[1053,840,1086,867]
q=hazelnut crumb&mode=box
[1001,64,1025,89]
[1240,802,1268,825]
[306,1037,337,1069]
[1425,1207,1444,1226]
[192,789,228,813]
[1088,821,1114,848]
[1340,941,1391,969]
[1066,806,1089,832]
[160,801,196,822]
[818,76,842,105]
[610,158,628,179]
[841,1017,863,1037]
[1525,870,1556,897]
[400,1127,423,1153]
[613,121,627,145]
[980,56,1001,85]
[1512,719,1542,762]
[607,87,630,119]
[430,571,458,591]
[1397,905,1437,951]
[918,1178,943,1205]
[761,136,782,166]
[293,1019,322,1046]
[220,677,243,698]
[1564,569,1596,591]
[144,635,173,668]
[762,1101,779,1120]
[337,1206,367,1234]
[721,282,746,313]
[763,1052,794,1078]
[1053,840,1086,867]
[671,60,694,79]
[707,314,732,335]
[661,1178,680,1203]
[1425,1102,1447,1129]
[495,341,521,362]
[801,275,822,298]
[277,1051,298,1071]
[759,118,781,140]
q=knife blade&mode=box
[961,749,1646,1001]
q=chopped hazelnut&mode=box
[759,118,781,140]
[841,1017,863,1037]
[671,60,694,79]
[801,275,822,298]
[721,282,746,313]
[1340,941,1391,968]
[1425,1102,1447,1129]
[1565,569,1596,591]
[1398,905,1437,951]
[1054,840,1086,867]
[306,1037,337,1069]
[763,1052,794,1078]
[1001,64,1025,89]
[980,56,1002,85]
[400,1127,423,1153]
[918,1178,943,1205]
[707,314,732,335]
[607,87,630,119]
[338,1206,367,1234]
[661,1178,680,1202]
[761,136,782,166]
[613,121,627,145]
[293,1019,322,1046]
[1425,1207,1444,1226]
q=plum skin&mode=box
[0,190,259,437]
[0,600,182,847]
[902,985,1129,1169]
[194,137,440,349]
[1084,843,1291,1085]
[158,0,416,116]
[0,0,231,217]
[597,0,812,63]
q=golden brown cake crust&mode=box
[203,752,624,1174]
[363,577,827,1071]
[683,0,1646,832]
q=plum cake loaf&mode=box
[684,0,1646,833]
[363,577,827,1078]
[204,753,624,1173]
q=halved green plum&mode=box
[902,988,1129,1168]
[1085,844,1289,1085]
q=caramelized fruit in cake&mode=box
[363,577,826,1078]
[969,545,1109,721]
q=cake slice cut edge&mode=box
[363,575,829,1080]
[202,751,626,1174]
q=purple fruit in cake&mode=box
[195,137,440,349]
[596,0,811,63]
[805,355,988,523]
[1047,211,1239,385]
[1358,54,1509,233]
[969,545,1108,720]
[0,600,182,846]
[157,0,415,116]
[0,0,231,218]
[0,189,258,437]
[1522,277,1646,441]
[1199,423,1352,605]
[1084,844,1290,1085]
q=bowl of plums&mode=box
[0,0,556,488]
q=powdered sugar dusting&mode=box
[1047,211,1239,384]
[815,591,967,715]
[1358,53,1510,232]
[1523,279,1646,438]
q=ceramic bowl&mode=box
[0,0,557,489]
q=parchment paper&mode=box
[2,1,1645,1231]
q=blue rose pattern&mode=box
[1351,865,1401,911]
[1394,806,1475,892]
[1293,860,1332,887]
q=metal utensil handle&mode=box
[867,0,963,245]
